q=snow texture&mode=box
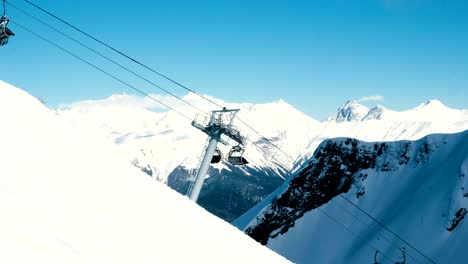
[0,80,290,264]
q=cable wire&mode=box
[338,194,437,264]
[10,0,304,169]
[2,0,6,17]
[10,20,193,121]
[240,125,438,263]
[329,199,423,264]
[315,206,396,263]
[13,0,300,176]
[16,0,224,110]
[6,0,207,116]
[240,119,300,166]
[243,127,438,263]
[263,147,437,263]
[16,0,300,171]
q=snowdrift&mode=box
[0,80,290,263]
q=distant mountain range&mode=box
[56,92,468,222]
[330,99,467,123]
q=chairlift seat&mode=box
[228,156,249,165]
[211,148,222,164]
[227,145,249,165]
[4,27,14,36]
[0,17,14,47]
[0,27,13,38]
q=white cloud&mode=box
[60,93,185,111]
[357,95,384,102]
[57,92,226,118]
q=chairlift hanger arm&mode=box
[192,119,244,146]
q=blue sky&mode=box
[1,0,467,119]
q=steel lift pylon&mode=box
[188,108,247,202]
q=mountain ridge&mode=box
[329,98,468,123]
[53,88,468,222]
[235,130,468,263]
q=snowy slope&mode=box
[0,80,290,263]
[235,131,468,263]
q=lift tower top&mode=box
[188,108,247,202]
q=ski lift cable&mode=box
[242,131,437,263]
[10,0,306,177]
[329,199,423,264]
[12,0,295,162]
[259,146,437,264]
[239,119,300,166]
[15,0,224,110]
[315,206,397,263]
[6,13,261,212]
[8,4,438,263]
[9,20,193,121]
[12,0,298,176]
[8,4,273,196]
[339,195,437,264]
[6,1,209,116]
[243,129,437,263]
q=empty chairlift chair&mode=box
[228,145,248,165]
[211,148,222,164]
[0,16,14,47]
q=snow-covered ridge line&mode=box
[235,130,468,263]
[56,91,468,183]
[329,99,468,122]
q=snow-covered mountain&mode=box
[57,95,320,180]
[56,93,321,221]
[329,100,370,122]
[332,99,468,123]
[234,131,468,263]
[0,80,290,263]
[55,90,468,222]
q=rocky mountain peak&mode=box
[331,100,370,122]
